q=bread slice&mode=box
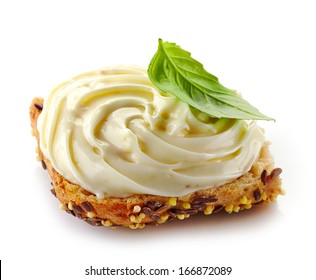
[30,97,283,228]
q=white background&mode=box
[1,0,315,279]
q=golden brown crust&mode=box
[30,97,284,228]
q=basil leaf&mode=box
[147,39,273,120]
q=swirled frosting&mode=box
[38,65,265,198]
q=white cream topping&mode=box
[38,65,265,198]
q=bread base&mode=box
[30,97,283,228]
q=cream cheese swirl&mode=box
[38,65,265,198]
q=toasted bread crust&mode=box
[30,97,283,228]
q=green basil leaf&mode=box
[147,39,274,120]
